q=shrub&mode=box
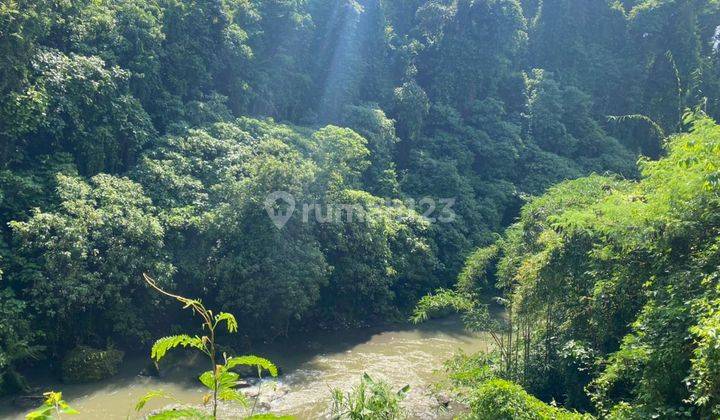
[25,391,78,419]
[465,379,592,420]
[331,373,409,420]
[60,346,124,383]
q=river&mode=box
[1,317,492,419]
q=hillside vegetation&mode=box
[1,0,719,417]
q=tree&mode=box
[10,174,172,354]
[419,113,720,416]
[340,105,400,196]
[1,50,155,174]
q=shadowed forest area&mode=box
[2,0,720,418]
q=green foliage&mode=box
[393,81,429,143]
[339,105,400,196]
[3,0,720,412]
[2,49,155,174]
[198,368,248,406]
[331,373,409,420]
[25,391,78,419]
[440,351,500,406]
[525,69,637,178]
[147,408,213,420]
[464,379,591,420]
[316,190,439,324]
[225,356,278,378]
[150,335,205,363]
[135,390,179,412]
[688,291,720,417]
[0,288,41,395]
[131,116,438,335]
[214,313,239,334]
[457,245,499,293]
[411,290,474,323]
[9,174,172,353]
[431,114,720,416]
[440,353,592,418]
[60,346,124,383]
[142,274,278,418]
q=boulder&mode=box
[61,346,124,383]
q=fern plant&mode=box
[25,391,78,419]
[142,274,279,419]
[331,373,409,420]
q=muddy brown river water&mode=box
[1,317,492,419]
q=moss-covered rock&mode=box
[61,346,124,383]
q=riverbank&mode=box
[1,317,491,419]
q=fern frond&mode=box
[214,312,238,333]
[151,335,205,362]
[135,390,177,412]
[226,355,278,377]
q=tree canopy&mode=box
[1,1,719,417]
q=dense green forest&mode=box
[416,112,720,418]
[1,0,720,418]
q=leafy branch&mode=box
[141,274,278,419]
[25,391,78,420]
